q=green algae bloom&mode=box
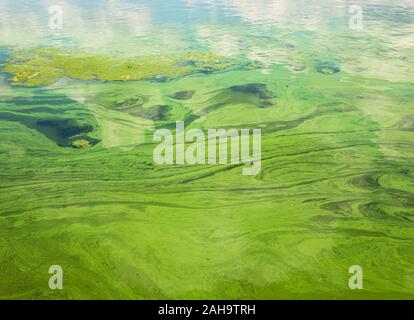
[0,0,414,302]
[2,48,239,87]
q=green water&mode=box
[0,0,413,299]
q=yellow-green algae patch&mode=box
[71,139,93,149]
[1,48,242,87]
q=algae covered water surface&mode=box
[0,0,414,299]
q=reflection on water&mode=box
[0,0,412,80]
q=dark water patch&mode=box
[134,105,171,121]
[111,96,147,111]
[351,174,381,189]
[37,119,93,138]
[201,102,228,115]
[359,202,388,219]
[184,114,200,127]
[157,113,200,130]
[14,107,61,114]
[36,119,98,148]
[198,68,214,74]
[104,95,172,120]
[316,62,340,75]
[259,100,273,108]
[0,111,99,148]
[169,90,195,100]
[229,83,275,100]
[196,83,276,118]
[321,200,354,215]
